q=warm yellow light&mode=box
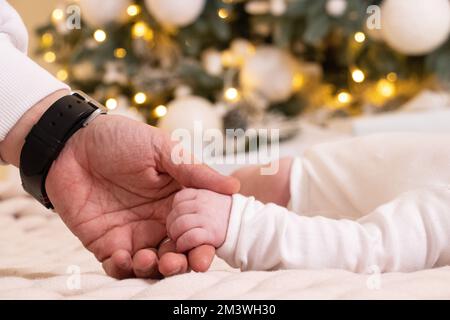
[127,4,140,16]
[132,21,153,40]
[56,69,68,81]
[144,28,154,41]
[337,91,352,104]
[105,98,118,110]
[292,73,304,91]
[114,48,127,59]
[43,51,56,63]
[224,87,240,102]
[94,29,107,42]
[41,33,54,47]
[387,72,398,82]
[376,79,396,98]
[218,8,230,19]
[221,50,237,67]
[52,8,64,22]
[153,105,168,118]
[354,32,366,43]
[134,92,147,104]
[352,69,365,83]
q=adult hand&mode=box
[0,91,238,278]
[44,114,239,278]
[43,113,239,278]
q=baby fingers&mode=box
[176,228,211,253]
[166,200,199,228]
[168,214,207,241]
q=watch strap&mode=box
[20,93,102,208]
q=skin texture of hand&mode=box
[231,157,293,207]
[44,114,239,278]
[167,188,232,252]
[0,90,238,279]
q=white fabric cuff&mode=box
[0,36,69,143]
[288,157,304,214]
[0,37,69,165]
[216,194,250,267]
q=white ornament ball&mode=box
[158,96,222,135]
[79,0,131,28]
[231,38,255,63]
[381,0,450,55]
[145,0,206,27]
[202,49,223,76]
[270,0,287,16]
[240,47,298,103]
[326,0,347,17]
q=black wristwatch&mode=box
[19,91,107,209]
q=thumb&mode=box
[159,138,240,195]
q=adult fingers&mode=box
[102,249,135,279]
[157,239,189,277]
[160,140,240,195]
[159,241,216,274]
[188,245,216,272]
[132,248,161,279]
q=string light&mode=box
[127,4,140,17]
[134,92,147,104]
[387,72,398,82]
[132,21,154,40]
[218,8,230,19]
[354,32,366,43]
[352,69,365,83]
[114,48,127,59]
[292,73,304,91]
[337,91,352,104]
[41,33,54,47]
[153,105,167,118]
[43,51,56,63]
[94,29,107,42]
[52,8,64,22]
[224,87,240,102]
[56,69,68,81]
[132,22,147,37]
[105,98,118,110]
[221,50,237,67]
[376,79,396,98]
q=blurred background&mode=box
[7,0,450,143]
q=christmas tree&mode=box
[37,0,450,132]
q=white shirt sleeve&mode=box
[0,0,69,142]
[217,133,450,272]
[290,133,450,220]
[217,187,450,273]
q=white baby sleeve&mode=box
[217,187,450,272]
[290,133,450,219]
[0,0,69,142]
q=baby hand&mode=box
[167,188,232,253]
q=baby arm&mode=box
[233,133,450,220]
[168,187,450,273]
